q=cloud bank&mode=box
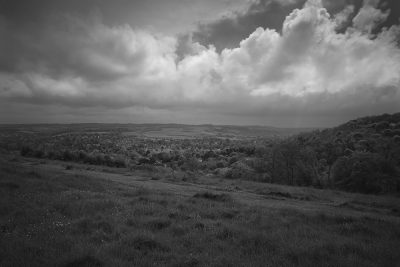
[0,0,399,126]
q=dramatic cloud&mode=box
[0,0,399,126]
[191,0,307,51]
[352,0,389,34]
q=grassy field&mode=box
[1,155,400,267]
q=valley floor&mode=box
[1,154,400,266]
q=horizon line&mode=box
[0,122,323,129]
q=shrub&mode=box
[33,150,45,158]
[216,161,226,168]
[47,151,56,159]
[20,146,33,157]
[138,157,151,165]
[62,150,75,161]
[123,235,169,252]
[352,132,363,140]
[375,121,389,131]
[383,129,393,137]
[145,219,171,230]
[193,192,232,202]
[63,255,103,267]
[157,152,171,163]
[113,156,126,168]
[180,157,200,171]
[65,165,73,170]
[228,156,238,165]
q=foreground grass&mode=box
[1,158,400,267]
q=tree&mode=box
[332,152,398,193]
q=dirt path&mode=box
[20,159,400,223]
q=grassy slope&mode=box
[1,156,400,267]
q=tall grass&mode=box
[0,159,399,266]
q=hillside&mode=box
[270,113,400,193]
[0,155,399,266]
[1,114,400,266]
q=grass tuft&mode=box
[193,191,232,202]
[63,255,103,267]
[0,182,20,190]
[123,234,170,253]
[145,218,171,231]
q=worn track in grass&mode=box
[22,158,400,223]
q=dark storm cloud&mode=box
[0,0,247,35]
[189,0,399,51]
[191,0,307,51]
[377,0,400,32]
[0,14,150,81]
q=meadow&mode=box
[1,154,399,267]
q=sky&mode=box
[0,0,399,127]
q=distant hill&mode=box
[0,123,313,139]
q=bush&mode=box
[157,152,172,163]
[113,156,126,168]
[78,151,88,161]
[33,150,45,158]
[193,192,232,202]
[180,157,200,171]
[62,150,75,161]
[20,146,33,157]
[64,255,103,267]
[216,161,226,168]
[47,151,56,159]
[123,234,169,252]
[383,129,393,137]
[352,132,363,140]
